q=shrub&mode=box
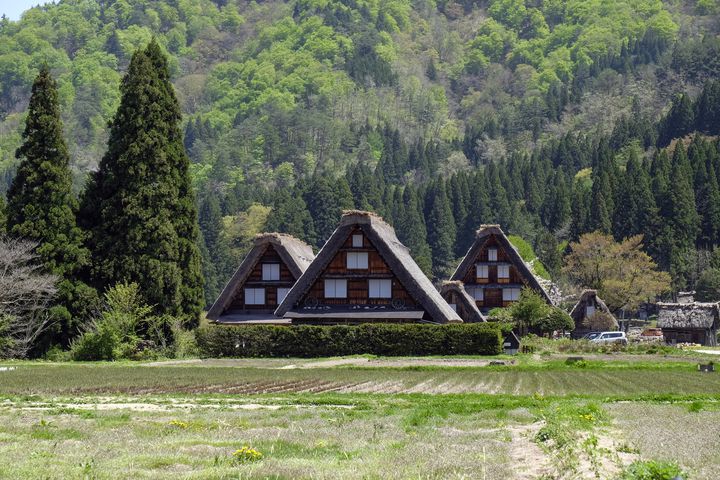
[70,324,118,361]
[195,323,504,358]
[616,460,686,480]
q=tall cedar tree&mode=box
[80,41,203,323]
[7,66,94,346]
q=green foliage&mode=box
[696,268,720,302]
[616,460,686,480]
[195,323,504,358]
[508,234,551,280]
[80,41,203,324]
[5,65,94,347]
[69,282,195,361]
[508,288,552,335]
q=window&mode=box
[468,286,484,301]
[488,248,498,262]
[476,264,489,279]
[352,234,363,247]
[347,251,368,269]
[449,303,457,312]
[502,288,521,301]
[324,279,347,298]
[585,305,596,318]
[262,263,280,281]
[244,288,265,305]
[277,287,291,304]
[369,279,392,298]
[497,265,510,279]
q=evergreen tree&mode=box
[668,143,700,247]
[198,194,232,304]
[614,151,658,241]
[426,180,456,279]
[80,41,203,323]
[266,188,317,244]
[6,66,95,346]
[396,186,433,276]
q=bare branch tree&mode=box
[0,237,58,358]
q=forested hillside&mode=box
[1,0,719,305]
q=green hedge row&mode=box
[195,323,504,357]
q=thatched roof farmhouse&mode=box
[449,225,552,314]
[569,290,618,338]
[206,233,315,324]
[275,210,461,324]
[657,302,719,346]
[440,281,487,323]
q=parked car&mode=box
[582,332,601,340]
[589,331,628,345]
[639,328,664,342]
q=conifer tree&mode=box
[266,188,317,245]
[396,186,432,276]
[80,41,203,323]
[668,143,700,247]
[7,66,95,345]
[198,194,232,304]
[426,180,456,279]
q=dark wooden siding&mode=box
[299,227,418,308]
[227,244,298,313]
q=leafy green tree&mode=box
[509,288,551,337]
[80,41,203,324]
[6,66,95,346]
[534,307,574,337]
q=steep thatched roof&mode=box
[657,302,720,330]
[206,233,314,320]
[569,290,615,322]
[451,225,553,304]
[440,281,486,323]
[275,210,461,323]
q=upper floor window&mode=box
[324,279,348,298]
[368,279,392,298]
[245,288,265,305]
[476,264,489,279]
[488,248,498,262]
[262,263,280,281]
[347,251,368,269]
[468,286,484,301]
[497,265,510,279]
[352,234,363,248]
[586,305,596,317]
[502,288,521,301]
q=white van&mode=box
[589,331,627,345]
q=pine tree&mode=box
[80,41,203,323]
[7,66,95,346]
[668,143,700,247]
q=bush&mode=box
[195,323,504,358]
[616,460,686,480]
[70,324,118,361]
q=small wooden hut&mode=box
[206,233,315,324]
[440,281,487,323]
[450,225,552,313]
[569,290,618,338]
[275,210,461,324]
[657,302,719,346]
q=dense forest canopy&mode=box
[1,0,720,306]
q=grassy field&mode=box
[1,355,719,479]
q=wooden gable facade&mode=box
[301,226,419,310]
[275,211,461,324]
[206,233,314,323]
[451,225,552,313]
